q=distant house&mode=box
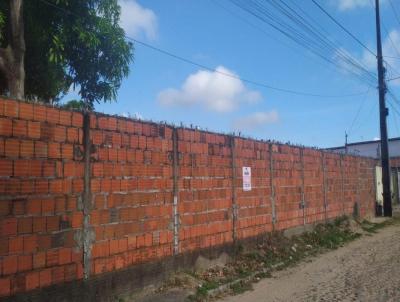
[326,137,400,159]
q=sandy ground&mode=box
[220,223,400,302]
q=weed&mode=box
[230,280,252,295]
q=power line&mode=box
[229,0,377,86]
[37,0,370,99]
[132,39,367,98]
[388,0,400,28]
[347,88,371,137]
[351,99,376,136]
[367,0,400,78]
[311,0,376,57]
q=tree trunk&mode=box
[0,0,25,99]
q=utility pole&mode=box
[345,131,348,154]
[375,0,392,217]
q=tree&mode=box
[0,0,133,107]
[61,99,94,111]
[0,0,25,100]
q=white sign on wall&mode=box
[242,167,252,191]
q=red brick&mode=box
[0,238,8,256]
[0,200,10,216]
[12,200,25,215]
[46,216,59,232]
[59,248,72,265]
[19,102,33,120]
[26,199,41,215]
[1,218,17,236]
[9,237,23,254]
[42,161,54,177]
[61,144,73,159]
[0,277,11,297]
[55,196,66,213]
[49,180,63,194]
[12,120,27,137]
[42,198,55,214]
[0,160,12,176]
[20,140,34,157]
[35,180,49,194]
[14,160,30,177]
[23,235,38,253]
[4,100,18,118]
[46,107,59,124]
[30,160,42,177]
[3,179,20,194]
[18,217,33,234]
[34,141,47,157]
[0,118,12,136]
[51,266,64,284]
[59,111,71,126]
[71,213,83,228]
[27,121,40,139]
[0,138,4,156]
[18,254,33,272]
[66,127,79,143]
[46,250,59,266]
[54,126,66,142]
[109,239,119,255]
[128,236,136,249]
[48,142,60,158]
[39,268,52,287]
[33,105,46,121]
[37,235,51,251]
[5,139,19,157]
[72,112,83,127]
[25,271,39,291]
[33,217,46,233]
[33,252,46,269]
[3,255,17,275]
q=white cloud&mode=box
[336,0,370,11]
[119,0,157,40]
[157,66,262,113]
[334,0,386,11]
[233,111,279,131]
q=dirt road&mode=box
[221,224,400,302]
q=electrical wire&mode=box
[229,0,377,86]
[347,88,371,137]
[311,0,376,57]
[388,0,400,28]
[132,39,368,98]
[37,0,371,98]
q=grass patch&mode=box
[183,216,396,301]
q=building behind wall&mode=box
[327,137,400,159]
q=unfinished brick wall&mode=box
[89,115,174,276]
[0,98,377,298]
[0,98,84,297]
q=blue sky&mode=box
[66,0,400,148]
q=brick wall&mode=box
[0,98,84,297]
[0,98,377,298]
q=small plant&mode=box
[230,280,252,295]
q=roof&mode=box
[326,137,400,150]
